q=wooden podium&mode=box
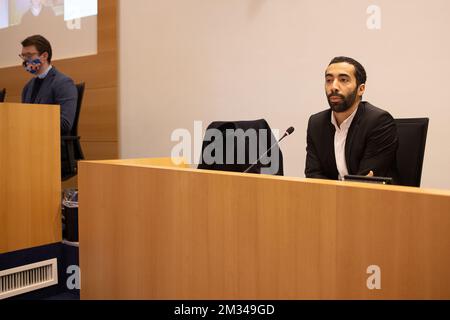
[0,103,61,254]
[79,158,450,299]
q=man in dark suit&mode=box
[20,34,77,135]
[305,56,398,181]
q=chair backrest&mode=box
[61,82,86,181]
[72,82,85,136]
[395,118,429,187]
[197,119,284,176]
[0,88,5,102]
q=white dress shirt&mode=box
[331,108,358,180]
[37,65,52,79]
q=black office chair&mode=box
[61,82,85,181]
[198,119,284,175]
[395,118,429,187]
[0,88,5,102]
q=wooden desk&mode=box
[0,103,61,254]
[79,158,450,299]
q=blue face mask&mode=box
[23,58,42,75]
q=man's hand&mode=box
[367,171,374,177]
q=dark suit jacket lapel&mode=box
[34,67,56,103]
[324,111,338,177]
[345,102,365,173]
[24,79,34,103]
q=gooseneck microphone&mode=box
[243,126,295,174]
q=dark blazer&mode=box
[22,67,77,135]
[305,101,398,181]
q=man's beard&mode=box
[327,88,358,113]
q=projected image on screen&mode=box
[0,0,97,68]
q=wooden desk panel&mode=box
[0,103,62,254]
[79,159,450,299]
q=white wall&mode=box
[119,0,450,190]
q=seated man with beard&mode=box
[305,56,398,181]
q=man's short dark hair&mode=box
[21,35,52,63]
[329,56,367,86]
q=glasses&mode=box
[18,52,40,61]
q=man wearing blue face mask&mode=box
[20,34,77,135]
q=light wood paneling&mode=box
[94,157,190,167]
[7,88,119,141]
[62,157,187,190]
[78,87,117,141]
[0,0,118,183]
[79,159,450,299]
[0,103,62,253]
[82,141,118,160]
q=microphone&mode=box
[243,126,295,174]
[279,126,295,141]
